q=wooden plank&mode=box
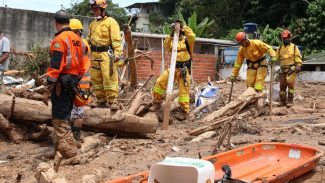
[162,23,180,130]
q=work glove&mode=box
[295,65,301,73]
[271,57,278,63]
[114,56,125,67]
[230,75,236,82]
[42,83,54,106]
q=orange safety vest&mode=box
[47,27,85,82]
[78,39,91,89]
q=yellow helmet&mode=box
[89,0,107,9]
[69,19,83,30]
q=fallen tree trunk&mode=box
[0,94,158,134]
[200,87,265,123]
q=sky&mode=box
[1,0,158,13]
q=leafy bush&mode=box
[162,11,214,38]
[260,25,283,46]
[24,45,50,76]
[221,28,244,41]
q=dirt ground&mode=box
[0,81,324,183]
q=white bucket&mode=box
[148,157,215,183]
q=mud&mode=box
[0,81,324,183]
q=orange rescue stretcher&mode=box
[104,143,324,183]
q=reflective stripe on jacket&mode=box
[79,39,91,89]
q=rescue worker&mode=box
[87,0,124,110]
[150,20,196,120]
[230,32,277,92]
[276,30,302,107]
[43,10,85,159]
[69,19,91,141]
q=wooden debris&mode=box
[200,87,265,124]
[4,70,24,76]
[189,111,251,136]
[190,131,217,143]
[318,141,325,146]
[162,23,180,130]
[123,24,137,89]
[126,74,153,106]
[0,114,26,143]
[128,91,144,114]
[192,98,217,115]
[272,106,324,115]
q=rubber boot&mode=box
[52,119,78,159]
[278,91,287,107]
[71,126,81,142]
[149,102,161,112]
[175,110,189,121]
[287,92,294,108]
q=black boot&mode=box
[71,126,81,141]
[287,92,294,108]
[278,91,287,107]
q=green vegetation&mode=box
[66,0,129,25]
[162,11,215,38]
[66,0,325,55]
[23,45,50,76]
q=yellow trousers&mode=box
[152,68,190,112]
[90,52,118,104]
[246,60,267,91]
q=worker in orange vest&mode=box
[69,18,91,141]
[43,10,85,159]
[231,32,277,92]
[276,30,302,107]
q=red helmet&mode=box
[235,32,247,43]
[281,30,292,39]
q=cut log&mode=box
[200,87,264,123]
[4,70,24,76]
[192,98,217,115]
[0,114,26,143]
[128,91,143,114]
[0,94,158,134]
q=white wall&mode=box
[298,71,325,82]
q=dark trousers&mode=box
[51,74,78,120]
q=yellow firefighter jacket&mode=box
[232,39,276,77]
[164,25,196,62]
[276,43,302,67]
[87,16,122,57]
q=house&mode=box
[126,2,161,33]
[299,53,325,82]
[130,32,237,82]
